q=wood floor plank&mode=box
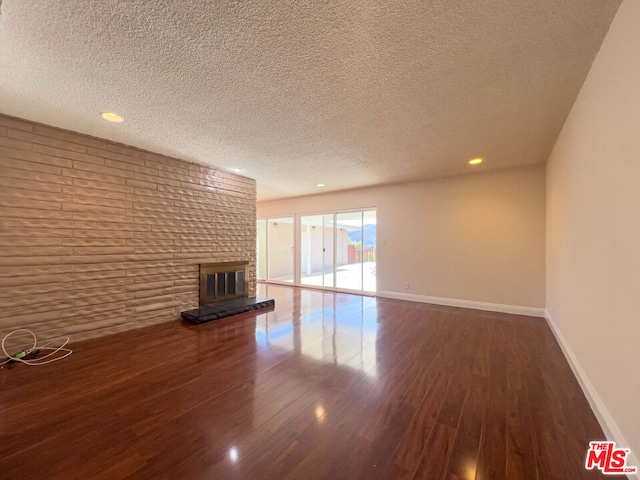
[393,372,453,471]
[411,422,458,480]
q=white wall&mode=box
[259,164,546,311]
[546,0,640,468]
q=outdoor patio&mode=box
[301,261,376,292]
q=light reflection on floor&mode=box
[255,284,379,378]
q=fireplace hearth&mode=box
[181,261,274,325]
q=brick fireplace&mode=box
[0,113,256,341]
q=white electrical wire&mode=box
[1,329,72,366]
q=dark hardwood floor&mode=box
[0,284,620,479]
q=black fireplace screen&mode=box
[200,262,249,306]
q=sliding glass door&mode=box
[258,209,375,293]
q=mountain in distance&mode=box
[347,223,377,248]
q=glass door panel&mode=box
[300,214,335,288]
[363,210,377,292]
[301,215,323,287]
[336,212,363,291]
[267,217,294,283]
[322,214,335,287]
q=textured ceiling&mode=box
[0,0,621,200]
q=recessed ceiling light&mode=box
[100,112,124,123]
[316,183,326,187]
[469,158,483,165]
[231,168,242,173]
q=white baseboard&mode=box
[376,290,545,317]
[545,311,639,480]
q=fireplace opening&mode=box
[200,262,249,306]
[183,261,274,324]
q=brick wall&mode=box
[0,114,256,341]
